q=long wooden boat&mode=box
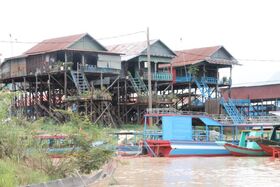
[255,125,280,156]
[223,130,270,156]
[224,143,267,156]
[255,139,280,156]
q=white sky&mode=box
[0,0,280,85]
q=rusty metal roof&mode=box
[165,46,238,68]
[107,40,156,55]
[222,83,280,100]
[23,33,109,55]
[24,33,86,55]
[107,40,157,61]
[107,39,176,61]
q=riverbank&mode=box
[110,156,280,186]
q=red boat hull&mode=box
[145,140,172,157]
[144,140,230,157]
[257,143,273,156]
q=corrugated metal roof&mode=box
[222,83,280,100]
[162,46,238,68]
[107,40,157,60]
[24,33,87,55]
[172,46,221,66]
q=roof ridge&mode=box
[175,45,222,52]
[41,33,87,42]
[23,33,96,55]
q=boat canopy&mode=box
[161,116,223,141]
[199,117,222,126]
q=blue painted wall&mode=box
[162,116,192,140]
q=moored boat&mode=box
[143,114,233,157]
[224,143,266,156]
[270,145,280,158]
[223,130,269,156]
[255,125,280,156]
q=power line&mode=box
[97,31,145,40]
[0,30,146,45]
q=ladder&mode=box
[70,70,90,95]
[128,72,148,95]
[194,78,211,103]
[220,98,244,124]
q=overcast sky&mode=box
[0,0,280,85]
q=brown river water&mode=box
[107,156,280,187]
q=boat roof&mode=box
[144,114,280,127]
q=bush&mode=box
[0,124,31,160]
[76,148,113,174]
[0,91,114,184]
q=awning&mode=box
[199,117,222,126]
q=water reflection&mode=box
[112,157,280,187]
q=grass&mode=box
[0,115,116,186]
[0,159,50,187]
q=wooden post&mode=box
[117,79,120,117]
[48,74,51,109]
[100,72,103,89]
[171,65,174,94]
[64,52,67,100]
[23,77,27,116]
[147,27,152,117]
[77,63,80,94]
[35,72,38,119]
[216,66,219,99]
[124,79,128,123]
[229,66,232,98]
[188,82,191,111]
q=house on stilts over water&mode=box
[0,33,123,127]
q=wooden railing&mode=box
[81,65,120,74]
[143,72,172,81]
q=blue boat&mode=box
[144,114,234,157]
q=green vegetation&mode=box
[0,91,116,186]
[188,65,199,77]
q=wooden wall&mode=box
[11,58,26,77]
[0,62,11,79]
[26,54,49,75]
[205,99,220,114]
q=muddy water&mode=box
[111,157,280,187]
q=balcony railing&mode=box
[175,75,231,85]
[143,72,172,81]
[218,77,231,85]
[176,75,192,83]
[229,99,251,106]
[81,65,120,74]
[202,77,217,84]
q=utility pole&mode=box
[147,27,152,115]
